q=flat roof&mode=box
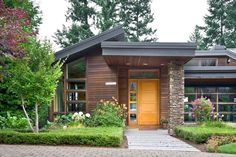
[184,66,236,79]
[102,42,196,57]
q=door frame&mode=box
[128,78,160,127]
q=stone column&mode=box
[168,61,184,135]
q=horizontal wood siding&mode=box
[87,53,118,112]
[160,67,169,119]
[218,57,236,66]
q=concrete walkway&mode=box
[1,145,235,157]
[125,129,200,151]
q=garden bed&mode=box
[0,127,124,146]
[175,125,236,143]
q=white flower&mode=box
[63,126,67,129]
[221,114,224,117]
[85,113,91,118]
[79,111,83,116]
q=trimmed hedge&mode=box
[175,125,236,143]
[0,127,123,146]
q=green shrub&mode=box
[86,98,127,127]
[175,125,236,143]
[0,113,28,129]
[199,121,229,128]
[218,143,236,154]
[54,113,73,125]
[0,127,123,146]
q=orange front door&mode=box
[128,79,160,127]
[138,80,159,125]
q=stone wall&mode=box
[168,61,185,135]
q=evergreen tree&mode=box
[189,25,207,50]
[204,0,228,47]
[54,0,96,48]
[224,0,236,48]
[94,0,120,32]
[120,0,157,42]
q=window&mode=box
[185,58,217,66]
[129,70,159,79]
[54,80,64,112]
[184,86,236,122]
[66,58,86,113]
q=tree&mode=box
[54,0,96,48]
[3,0,42,32]
[94,0,120,32]
[7,39,63,133]
[203,0,228,47]
[224,0,236,48]
[120,0,157,41]
[0,0,34,58]
[189,25,207,50]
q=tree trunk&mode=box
[35,103,39,133]
[21,96,34,132]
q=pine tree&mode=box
[189,25,207,50]
[224,0,236,48]
[120,0,157,42]
[94,0,120,32]
[54,0,96,48]
[203,0,229,47]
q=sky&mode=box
[37,0,208,51]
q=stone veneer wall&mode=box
[168,61,185,135]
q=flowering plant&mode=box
[72,112,90,123]
[85,97,127,127]
[191,98,213,122]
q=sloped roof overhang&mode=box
[55,25,125,62]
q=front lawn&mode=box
[218,143,236,154]
[175,125,236,143]
[0,127,123,146]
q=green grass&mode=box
[175,125,236,143]
[0,127,123,146]
[218,143,236,154]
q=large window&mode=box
[185,58,217,66]
[184,86,236,122]
[66,58,86,113]
[53,58,87,114]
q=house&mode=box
[50,26,236,135]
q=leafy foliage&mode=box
[0,127,124,146]
[86,98,127,127]
[6,38,63,133]
[0,0,34,57]
[3,0,42,32]
[0,113,28,129]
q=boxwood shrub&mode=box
[0,127,123,146]
[175,125,236,144]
